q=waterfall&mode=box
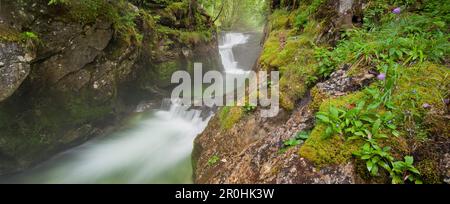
[1,32,255,184]
[219,33,249,74]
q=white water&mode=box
[1,32,253,184]
[219,33,250,74]
[3,101,211,184]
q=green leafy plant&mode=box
[391,156,423,184]
[207,155,220,166]
[316,101,399,140]
[279,131,310,153]
[243,102,257,113]
[294,0,325,28]
[353,143,393,176]
[316,97,420,183]
[20,31,39,41]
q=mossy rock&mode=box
[260,18,322,111]
[0,25,21,42]
[309,86,329,112]
[151,61,181,87]
[417,159,442,184]
[219,106,243,131]
[392,63,450,140]
[299,91,366,166]
[299,124,361,166]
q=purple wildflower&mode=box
[444,99,450,105]
[377,73,386,80]
[393,7,401,14]
[422,103,432,109]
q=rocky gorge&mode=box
[0,0,221,175]
[0,0,448,185]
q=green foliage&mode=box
[218,106,243,130]
[353,143,393,176]
[391,63,449,141]
[315,11,449,78]
[20,31,39,42]
[47,0,146,44]
[391,156,422,184]
[280,131,310,153]
[354,142,422,184]
[243,102,257,113]
[199,0,268,30]
[315,87,421,184]
[316,101,399,140]
[294,0,325,28]
[207,155,220,166]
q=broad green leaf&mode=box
[372,119,381,135]
[330,107,339,119]
[372,165,379,175]
[386,124,396,129]
[367,102,381,110]
[355,131,365,136]
[317,115,330,123]
[367,160,374,172]
[405,156,414,165]
[362,155,372,160]
[392,130,400,137]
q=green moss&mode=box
[392,63,450,140]
[319,91,366,110]
[417,159,442,184]
[148,60,181,87]
[299,91,366,165]
[180,30,211,45]
[157,25,212,46]
[279,61,314,111]
[65,96,112,125]
[393,63,448,113]
[260,17,324,110]
[309,86,329,112]
[60,0,109,24]
[0,26,21,42]
[218,106,243,131]
[299,125,361,166]
[269,10,290,31]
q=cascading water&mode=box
[1,32,255,184]
[2,100,211,184]
[219,33,250,74]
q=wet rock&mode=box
[37,21,113,84]
[0,42,32,102]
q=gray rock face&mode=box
[37,22,113,84]
[0,42,32,102]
